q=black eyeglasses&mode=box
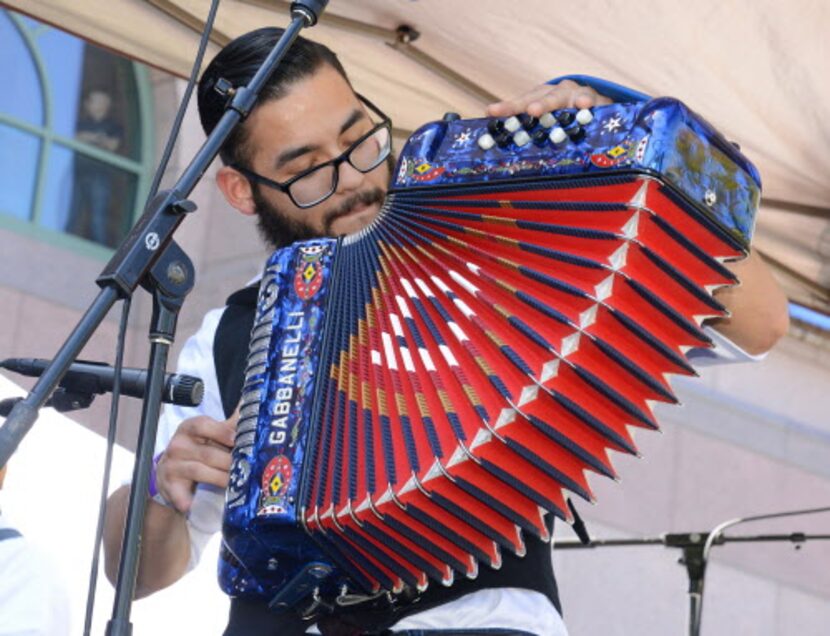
[232,94,392,209]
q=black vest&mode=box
[214,286,561,635]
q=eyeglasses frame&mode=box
[231,93,392,209]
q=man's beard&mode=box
[252,186,326,249]
[252,159,393,249]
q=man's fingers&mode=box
[226,408,240,446]
[178,415,235,449]
[573,89,613,109]
[486,81,612,119]
[158,441,232,482]
[488,82,575,117]
[174,461,230,489]
[152,413,239,513]
[159,462,231,513]
[486,85,550,117]
[485,100,517,117]
[191,443,233,473]
[530,87,608,114]
[221,418,237,448]
[158,482,193,514]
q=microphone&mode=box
[0,358,204,407]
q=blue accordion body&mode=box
[220,242,337,601]
[394,98,759,245]
[219,97,760,607]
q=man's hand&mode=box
[103,412,237,596]
[156,412,237,513]
[486,79,614,119]
[709,249,790,355]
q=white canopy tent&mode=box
[3,0,829,316]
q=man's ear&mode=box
[216,166,257,216]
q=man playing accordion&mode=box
[103,27,789,636]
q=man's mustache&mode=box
[325,188,386,226]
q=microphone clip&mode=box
[0,388,95,418]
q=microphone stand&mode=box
[0,2,329,634]
[554,506,830,636]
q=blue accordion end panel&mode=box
[219,97,761,610]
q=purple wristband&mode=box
[147,451,164,498]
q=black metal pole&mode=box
[106,275,187,636]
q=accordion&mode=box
[218,97,760,608]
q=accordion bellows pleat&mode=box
[219,98,758,604]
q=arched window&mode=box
[0,9,154,254]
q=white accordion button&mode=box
[576,108,594,125]
[504,116,521,132]
[477,133,496,150]
[539,112,557,128]
[549,126,568,144]
[513,130,531,147]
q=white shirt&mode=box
[154,304,760,635]
[0,511,71,636]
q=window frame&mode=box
[0,9,155,259]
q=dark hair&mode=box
[197,27,350,166]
